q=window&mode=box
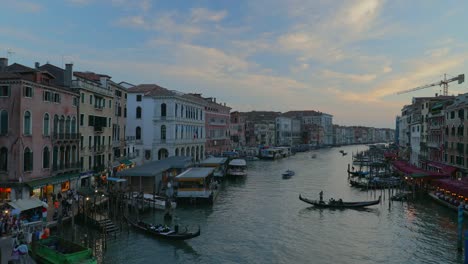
[136,107,142,119]
[24,111,31,135]
[136,127,141,140]
[108,118,111,127]
[90,95,93,104]
[53,93,61,103]
[81,93,84,103]
[0,110,8,135]
[175,104,178,117]
[43,113,49,136]
[24,86,33,98]
[109,100,112,108]
[0,86,9,97]
[137,95,142,101]
[0,147,7,171]
[71,117,76,133]
[24,147,33,171]
[124,107,127,118]
[43,147,50,168]
[451,111,455,119]
[80,114,84,126]
[161,103,167,117]
[161,125,166,140]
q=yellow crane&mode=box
[395,74,465,96]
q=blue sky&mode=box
[1,0,467,128]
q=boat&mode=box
[29,236,97,264]
[282,170,295,178]
[311,154,317,159]
[339,150,344,153]
[126,217,200,241]
[227,159,247,177]
[342,152,348,156]
[299,194,381,208]
[175,167,219,204]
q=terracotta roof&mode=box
[0,72,22,80]
[74,71,110,82]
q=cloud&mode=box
[6,1,43,13]
[425,47,450,58]
[383,66,392,73]
[322,70,377,83]
[190,8,227,23]
[116,16,146,28]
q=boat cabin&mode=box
[175,167,218,204]
[227,159,247,177]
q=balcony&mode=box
[52,162,81,173]
[52,133,81,143]
[94,105,104,111]
[92,145,107,154]
[71,79,113,97]
[94,126,104,133]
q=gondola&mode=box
[282,170,295,178]
[299,194,381,208]
[125,217,200,240]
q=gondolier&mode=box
[319,191,324,203]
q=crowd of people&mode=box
[42,189,79,220]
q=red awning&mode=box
[426,161,458,176]
[384,152,398,159]
[433,178,468,197]
[392,160,450,178]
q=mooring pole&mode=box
[464,230,468,263]
[458,204,464,252]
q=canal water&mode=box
[68,145,465,263]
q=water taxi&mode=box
[175,167,219,204]
[227,159,247,177]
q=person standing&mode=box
[319,190,324,203]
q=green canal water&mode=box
[66,145,465,263]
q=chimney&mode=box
[64,63,73,87]
[35,62,40,69]
[0,58,8,72]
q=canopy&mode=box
[26,173,80,189]
[107,177,127,183]
[433,178,468,197]
[426,161,458,176]
[8,197,45,212]
[176,167,215,181]
[118,156,192,177]
[392,160,449,178]
[200,157,228,166]
[120,159,134,166]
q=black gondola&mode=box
[126,217,201,240]
[299,194,381,208]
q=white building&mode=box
[126,84,206,164]
[276,116,293,146]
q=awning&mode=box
[25,173,80,189]
[426,161,458,175]
[107,177,127,183]
[111,161,121,168]
[120,159,134,166]
[8,197,45,212]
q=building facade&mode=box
[0,59,80,200]
[126,84,206,164]
[199,96,231,155]
[73,71,114,187]
[230,111,246,148]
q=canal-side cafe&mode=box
[25,173,80,200]
[392,160,454,189]
[117,156,192,195]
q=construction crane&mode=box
[396,73,465,96]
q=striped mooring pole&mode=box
[458,205,463,252]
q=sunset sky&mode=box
[1,0,467,128]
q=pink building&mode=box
[0,58,79,201]
[230,111,246,148]
[200,96,231,156]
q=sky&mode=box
[1,0,467,128]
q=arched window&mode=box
[181,126,184,139]
[1,110,8,135]
[181,105,184,117]
[161,103,167,117]
[24,111,31,135]
[0,147,7,171]
[175,104,178,117]
[53,115,59,134]
[24,147,33,171]
[66,116,71,135]
[71,117,76,134]
[161,125,166,140]
[136,127,141,140]
[175,125,178,139]
[59,116,65,134]
[43,113,50,136]
[53,146,58,169]
[136,107,142,119]
[43,147,50,168]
